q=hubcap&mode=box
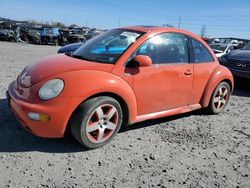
[213,86,229,110]
[86,104,118,143]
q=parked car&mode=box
[67,27,85,43]
[58,42,84,53]
[219,42,250,79]
[20,26,41,44]
[0,29,14,41]
[210,43,237,58]
[7,26,233,149]
[40,27,58,45]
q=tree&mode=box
[200,24,207,37]
[51,21,67,29]
[69,24,79,28]
[163,23,174,28]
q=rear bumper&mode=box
[7,82,75,138]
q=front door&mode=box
[130,32,193,115]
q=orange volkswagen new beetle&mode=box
[8,26,233,148]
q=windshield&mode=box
[242,42,250,50]
[73,29,144,64]
[210,44,227,51]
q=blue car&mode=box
[40,27,61,45]
[57,42,84,53]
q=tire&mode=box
[208,82,231,114]
[54,39,58,46]
[70,96,123,149]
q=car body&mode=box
[58,42,84,54]
[210,43,237,58]
[219,42,250,79]
[8,26,234,148]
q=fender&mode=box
[57,70,138,124]
[200,65,234,108]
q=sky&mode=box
[1,0,250,39]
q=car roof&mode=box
[210,43,236,46]
[118,25,204,41]
[119,25,187,33]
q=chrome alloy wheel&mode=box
[86,104,119,143]
[213,86,229,110]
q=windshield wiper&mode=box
[72,54,93,62]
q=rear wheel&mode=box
[208,82,231,114]
[70,96,123,149]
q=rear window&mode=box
[191,38,214,63]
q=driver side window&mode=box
[135,33,189,64]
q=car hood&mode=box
[58,42,84,53]
[227,50,250,60]
[18,54,114,88]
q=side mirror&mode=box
[133,55,152,67]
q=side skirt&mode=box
[134,104,202,123]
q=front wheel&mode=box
[70,96,123,149]
[208,82,231,114]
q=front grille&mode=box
[227,59,250,72]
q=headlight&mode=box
[38,79,64,100]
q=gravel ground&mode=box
[0,41,249,188]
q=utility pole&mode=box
[118,18,121,27]
[178,16,182,29]
[86,19,89,27]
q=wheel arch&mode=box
[200,65,234,108]
[59,69,138,136]
[64,91,131,136]
[84,92,129,124]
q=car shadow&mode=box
[0,98,198,153]
[120,112,193,133]
[0,98,85,153]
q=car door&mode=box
[130,33,193,115]
[187,37,217,105]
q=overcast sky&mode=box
[1,0,250,39]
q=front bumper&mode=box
[7,81,76,138]
[227,68,250,79]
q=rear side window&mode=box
[136,33,189,64]
[191,38,214,63]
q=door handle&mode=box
[184,69,193,76]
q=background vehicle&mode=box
[20,26,41,44]
[210,43,237,58]
[67,27,85,43]
[57,42,84,53]
[0,29,14,41]
[40,27,67,45]
[8,26,233,149]
[219,42,250,79]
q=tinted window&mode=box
[191,39,214,63]
[227,46,234,53]
[135,33,189,64]
[242,42,250,50]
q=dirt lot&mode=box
[0,41,249,188]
